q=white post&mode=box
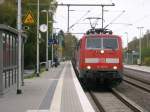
[139,29,142,65]
[127,33,128,63]
[49,11,54,66]
[51,27,53,66]
[132,52,134,64]
[125,32,128,64]
[46,11,49,71]
[36,0,40,76]
[17,0,22,94]
[137,27,144,65]
[67,5,70,32]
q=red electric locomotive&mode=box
[74,28,123,87]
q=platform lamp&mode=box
[17,0,22,94]
[36,0,40,77]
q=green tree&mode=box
[128,30,150,66]
[23,0,57,68]
[0,0,57,68]
[63,33,78,60]
[0,1,16,27]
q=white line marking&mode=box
[70,62,95,112]
[49,64,66,112]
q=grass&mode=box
[24,73,35,79]
[24,66,46,79]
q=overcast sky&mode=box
[54,0,150,47]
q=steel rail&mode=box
[124,67,150,75]
[89,89,147,112]
[89,91,106,112]
[123,76,150,93]
[124,73,150,85]
[112,88,148,112]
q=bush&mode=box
[142,48,150,59]
[144,57,150,66]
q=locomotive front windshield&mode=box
[86,38,102,49]
[86,38,118,50]
[103,38,118,50]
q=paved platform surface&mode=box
[124,64,150,73]
[0,61,95,112]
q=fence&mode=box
[0,24,27,95]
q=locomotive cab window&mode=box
[86,37,118,50]
[103,38,118,50]
[86,38,102,49]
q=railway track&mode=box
[123,73,150,85]
[123,75,150,93]
[73,63,149,112]
[89,88,148,112]
[85,74,150,112]
[123,67,150,93]
[123,68,150,85]
[84,70,150,112]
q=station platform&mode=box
[124,64,150,73]
[0,61,95,112]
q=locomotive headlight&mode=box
[101,50,104,54]
[113,66,117,70]
[87,66,91,70]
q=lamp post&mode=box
[67,5,75,32]
[41,10,49,71]
[51,25,54,66]
[36,0,40,76]
[132,50,135,64]
[48,11,54,66]
[102,5,104,29]
[17,0,22,94]
[137,27,144,65]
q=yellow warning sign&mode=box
[23,10,35,25]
